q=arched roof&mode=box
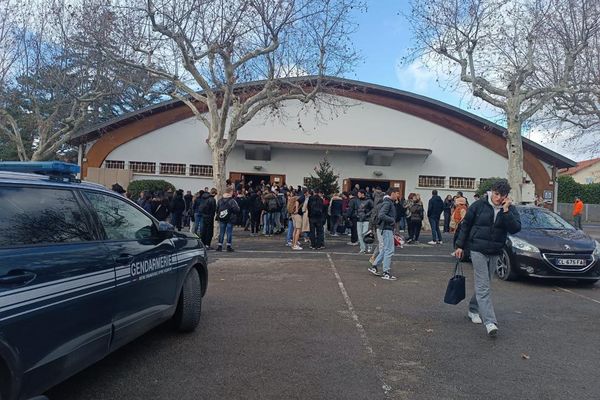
[70,76,574,169]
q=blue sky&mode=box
[345,1,584,161]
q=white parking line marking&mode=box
[556,287,600,305]
[326,253,392,396]
[225,249,451,258]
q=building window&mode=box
[450,177,476,190]
[129,161,156,174]
[104,160,125,169]
[189,164,213,177]
[303,177,311,186]
[160,163,186,175]
[418,175,445,188]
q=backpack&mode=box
[267,197,279,212]
[217,198,233,222]
[310,196,324,217]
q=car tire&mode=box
[172,268,202,332]
[496,249,518,281]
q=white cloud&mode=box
[394,59,437,92]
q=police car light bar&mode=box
[0,161,81,177]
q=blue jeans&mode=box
[372,229,394,274]
[194,213,204,236]
[218,222,234,246]
[357,221,369,252]
[429,217,442,242]
[273,211,282,231]
[286,219,294,243]
[264,213,274,235]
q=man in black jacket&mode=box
[455,180,521,337]
[368,187,401,281]
[346,191,360,246]
[427,190,444,245]
[307,190,325,249]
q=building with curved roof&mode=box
[70,77,575,204]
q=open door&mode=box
[270,174,286,186]
[229,172,243,184]
[389,180,405,198]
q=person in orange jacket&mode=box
[573,196,584,230]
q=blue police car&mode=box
[0,162,208,400]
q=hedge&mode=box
[127,179,176,199]
[557,175,600,204]
[476,177,504,197]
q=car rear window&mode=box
[518,208,574,230]
[0,186,94,247]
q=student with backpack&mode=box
[263,190,279,236]
[248,189,262,236]
[216,187,240,252]
[200,189,217,249]
[307,190,326,249]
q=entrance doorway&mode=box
[349,179,390,191]
[229,172,286,190]
[343,178,405,197]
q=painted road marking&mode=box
[221,249,452,258]
[326,253,392,397]
[556,287,600,305]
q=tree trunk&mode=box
[505,107,524,203]
[211,148,227,197]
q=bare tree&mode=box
[74,0,362,194]
[537,28,600,154]
[404,0,600,201]
[0,1,164,161]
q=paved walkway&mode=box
[48,228,600,400]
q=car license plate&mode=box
[557,258,586,266]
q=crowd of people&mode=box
[123,179,485,263]
[119,178,526,336]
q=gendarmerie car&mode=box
[0,162,208,400]
[496,205,599,284]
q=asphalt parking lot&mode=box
[47,230,600,400]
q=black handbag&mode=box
[444,260,466,305]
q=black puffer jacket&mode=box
[377,196,397,231]
[455,196,521,255]
[357,198,374,222]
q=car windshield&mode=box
[518,208,574,230]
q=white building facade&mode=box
[72,78,575,203]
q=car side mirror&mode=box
[156,221,175,239]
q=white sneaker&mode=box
[427,240,437,245]
[286,241,292,246]
[438,241,443,245]
[468,312,483,324]
[292,245,303,250]
[486,323,498,337]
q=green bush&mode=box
[557,175,600,204]
[476,177,504,197]
[127,179,176,199]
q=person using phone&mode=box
[454,179,521,337]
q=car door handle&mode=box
[0,271,37,285]
[115,254,135,265]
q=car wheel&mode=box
[172,268,202,332]
[496,249,518,281]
